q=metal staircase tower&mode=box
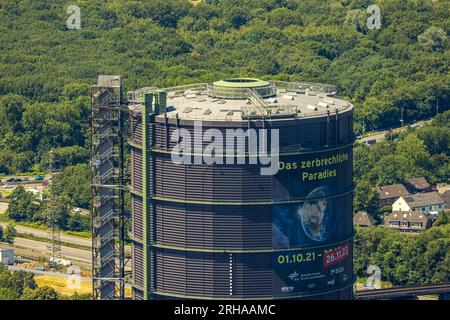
[91,76,126,300]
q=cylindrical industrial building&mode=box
[128,79,354,300]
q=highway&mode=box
[0,222,91,248]
[1,222,131,270]
[358,131,391,144]
[13,237,91,264]
[357,119,431,144]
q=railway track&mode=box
[356,283,450,300]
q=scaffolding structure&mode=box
[91,76,126,300]
[46,149,62,268]
[46,206,62,267]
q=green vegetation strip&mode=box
[16,232,91,251]
[2,219,91,239]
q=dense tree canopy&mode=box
[51,164,91,209]
[0,0,448,175]
[352,110,449,219]
[0,263,90,300]
[355,224,450,286]
[6,186,41,222]
[1,224,17,244]
[0,0,448,297]
[0,265,37,300]
[5,183,90,232]
[354,110,450,188]
[353,179,381,220]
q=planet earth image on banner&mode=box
[299,186,337,242]
[272,186,338,248]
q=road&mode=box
[0,222,91,248]
[3,223,131,270]
[359,131,390,144]
[1,222,131,253]
[357,119,431,144]
[358,126,404,144]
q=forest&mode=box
[354,223,450,286]
[0,0,449,290]
[0,262,90,299]
[352,111,450,286]
[0,263,58,300]
[0,0,449,175]
[353,111,450,219]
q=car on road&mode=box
[22,178,30,182]
[34,176,44,181]
[4,184,13,189]
[365,139,377,146]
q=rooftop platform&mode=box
[128,79,353,122]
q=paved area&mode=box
[7,265,92,280]
[357,120,431,145]
[0,202,7,214]
[13,237,91,263]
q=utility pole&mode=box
[46,149,61,268]
[33,154,37,175]
[400,106,404,127]
[362,115,365,136]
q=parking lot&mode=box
[0,175,50,200]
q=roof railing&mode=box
[206,83,276,100]
[125,80,338,106]
[271,80,336,95]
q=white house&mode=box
[392,192,446,214]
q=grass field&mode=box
[34,275,132,298]
[34,275,91,296]
[0,216,91,238]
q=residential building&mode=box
[403,177,435,193]
[353,211,376,227]
[377,184,410,207]
[392,192,445,216]
[384,211,431,232]
[441,190,450,212]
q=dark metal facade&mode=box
[130,94,354,300]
